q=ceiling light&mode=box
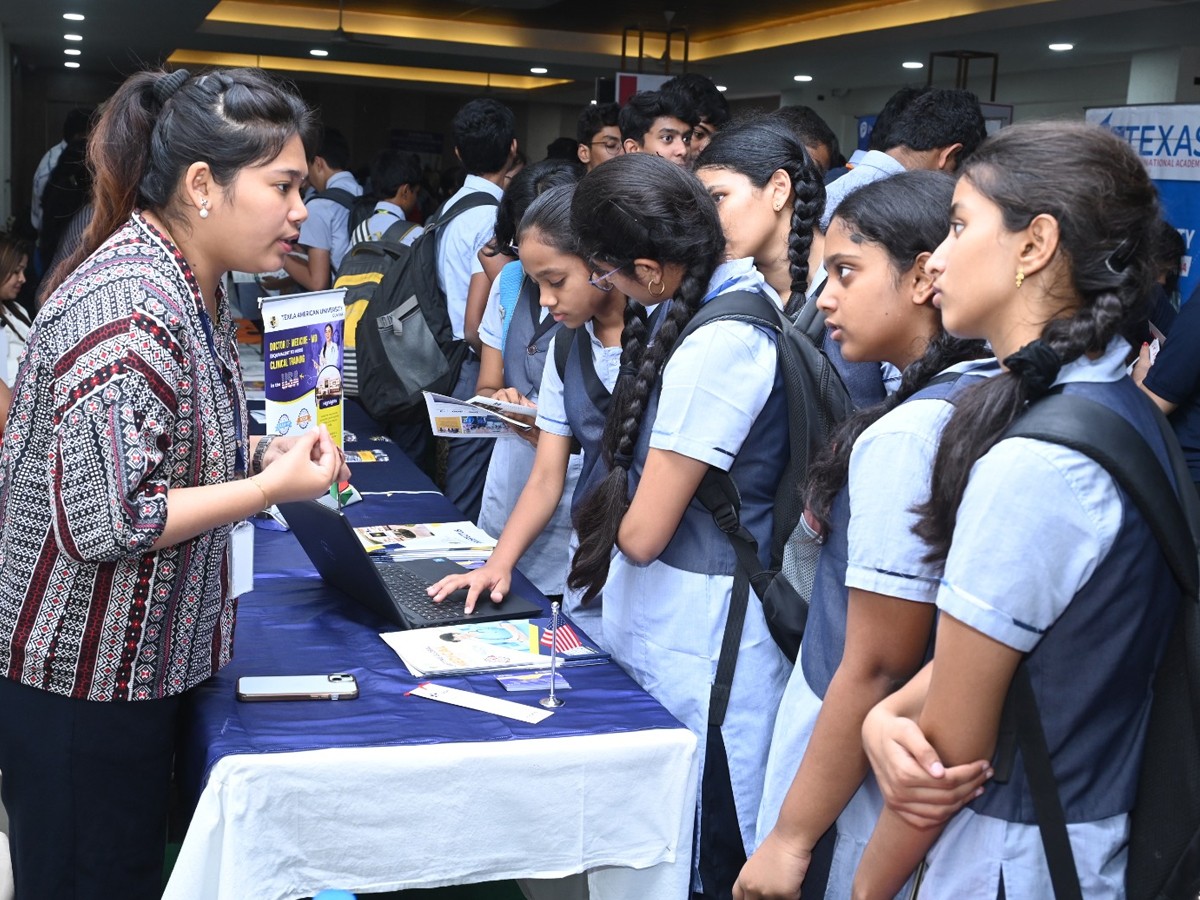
[902,61,924,69]
[793,74,813,82]
[64,48,81,56]
[716,85,728,92]
[589,99,597,105]
[64,34,83,41]
[63,13,85,21]
[64,61,80,68]
[1048,42,1074,52]
[530,66,548,74]
[309,48,329,57]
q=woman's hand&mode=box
[257,425,345,505]
[733,830,811,900]
[862,703,992,829]
[426,561,514,614]
[493,387,540,447]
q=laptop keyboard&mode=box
[374,562,470,623]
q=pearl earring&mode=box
[199,199,209,220]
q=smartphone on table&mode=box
[236,672,359,701]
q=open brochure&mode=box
[353,521,496,561]
[422,391,536,439]
[381,617,609,677]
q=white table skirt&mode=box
[164,729,698,900]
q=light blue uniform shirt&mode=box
[924,337,1133,900]
[299,170,363,275]
[435,175,504,340]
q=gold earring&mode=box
[648,278,665,298]
[1015,269,1024,289]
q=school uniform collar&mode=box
[325,170,360,192]
[1051,336,1131,387]
[463,173,505,201]
[702,257,771,304]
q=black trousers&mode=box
[0,676,185,900]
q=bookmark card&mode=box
[407,682,554,723]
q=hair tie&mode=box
[1105,236,1138,275]
[153,69,190,105]
[618,363,638,382]
[613,451,634,471]
[1004,339,1061,399]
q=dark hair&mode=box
[914,121,1161,561]
[576,101,621,145]
[545,137,580,161]
[517,182,582,256]
[696,117,825,303]
[769,105,840,168]
[1153,219,1186,297]
[452,98,516,175]
[487,158,582,258]
[618,90,698,144]
[309,125,351,171]
[661,73,731,129]
[567,154,724,599]
[805,171,987,526]
[43,67,315,299]
[62,107,93,143]
[0,233,31,286]
[883,89,987,167]
[369,149,421,197]
[869,87,929,151]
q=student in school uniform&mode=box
[852,122,1176,900]
[565,153,805,899]
[733,171,991,900]
[694,118,888,410]
[428,182,625,644]
[473,160,581,599]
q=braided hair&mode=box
[567,153,725,600]
[805,170,988,528]
[914,121,1162,562]
[695,117,825,308]
[43,67,314,299]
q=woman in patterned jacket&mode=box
[0,67,347,899]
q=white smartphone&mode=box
[235,672,359,702]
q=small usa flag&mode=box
[541,622,582,653]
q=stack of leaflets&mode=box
[381,618,609,677]
[422,391,536,439]
[353,521,496,562]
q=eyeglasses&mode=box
[589,138,623,153]
[588,266,621,291]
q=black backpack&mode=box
[333,216,424,397]
[991,392,1200,900]
[352,191,498,422]
[669,289,853,679]
[310,187,377,240]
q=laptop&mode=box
[277,499,544,629]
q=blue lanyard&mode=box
[197,300,247,476]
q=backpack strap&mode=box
[379,215,420,244]
[790,288,829,347]
[427,189,499,232]
[553,325,573,383]
[994,392,1200,900]
[311,187,357,211]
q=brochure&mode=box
[422,391,535,438]
[381,618,609,677]
[353,521,496,561]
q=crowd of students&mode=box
[0,63,1191,900]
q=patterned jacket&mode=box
[0,213,247,700]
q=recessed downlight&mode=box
[65,61,80,68]
[530,66,548,74]
[793,74,813,82]
[64,48,81,56]
[309,48,329,57]
[1049,42,1074,51]
[716,85,728,92]
[63,13,85,21]
[64,33,83,41]
[902,61,924,69]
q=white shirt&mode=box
[435,175,504,340]
[31,141,66,232]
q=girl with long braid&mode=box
[853,122,1175,898]
[567,153,795,898]
[695,119,887,409]
[734,171,992,900]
